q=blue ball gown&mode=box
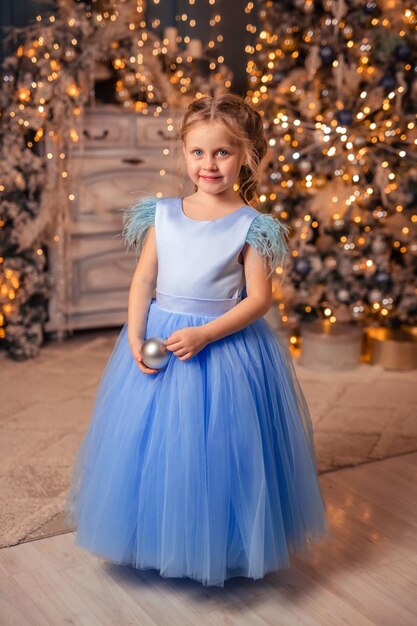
[64,196,330,587]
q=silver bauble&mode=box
[371,237,387,254]
[141,336,171,369]
[343,24,353,38]
[115,87,130,102]
[123,72,136,86]
[369,289,382,304]
[322,0,335,12]
[324,256,337,270]
[298,159,312,174]
[352,301,365,320]
[64,47,76,62]
[337,288,350,303]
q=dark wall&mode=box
[0,0,256,93]
[0,0,53,60]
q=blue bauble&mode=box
[364,1,379,15]
[336,109,353,126]
[381,74,396,90]
[375,271,391,286]
[294,258,312,276]
[319,45,334,64]
[394,44,411,61]
[272,71,285,84]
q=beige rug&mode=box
[1,327,416,549]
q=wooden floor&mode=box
[1,453,417,626]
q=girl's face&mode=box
[182,121,245,197]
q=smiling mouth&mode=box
[200,175,222,181]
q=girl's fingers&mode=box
[132,352,158,374]
[138,353,158,371]
[165,340,182,351]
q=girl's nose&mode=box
[202,157,217,170]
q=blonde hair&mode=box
[179,94,267,206]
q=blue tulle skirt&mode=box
[65,297,330,587]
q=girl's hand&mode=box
[129,337,160,375]
[164,326,210,361]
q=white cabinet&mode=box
[45,105,187,334]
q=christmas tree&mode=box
[247,0,417,329]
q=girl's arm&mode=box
[127,226,158,372]
[201,242,273,344]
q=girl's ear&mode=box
[182,143,187,160]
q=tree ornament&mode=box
[371,237,387,254]
[394,43,412,61]
[375,271,392,286]
[336,109,353,126]
[324,255,337,270]
[381,74,396,90]
[123,72,136,87]
[322,0,335,12]
[368,289,382,303]
[352,301,366,320]
[352,260,364,274]
[141,337,171,369]
[272,71,285,84]
[364,1,379,15]
[337,288,350,302]
[298,159,312,174]
[115,87,130,102]
[63,47,76,62]
[353,135,366,147]
[343,24,353,38]
[319,45,334,65]
[294,257,312,276]
[282,35,297,52]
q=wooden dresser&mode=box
[45,105,188,334]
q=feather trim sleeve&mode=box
[245,213,290,278]
[121,196,157,257]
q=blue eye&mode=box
[191,148,229,157]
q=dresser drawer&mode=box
[69,163,180,234]
[135,114,182,147]
[79,113,133,149]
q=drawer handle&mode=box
[157,129,179,141]
[83,129,109,140]
[122,158,144,165]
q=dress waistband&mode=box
[155,289,242,316]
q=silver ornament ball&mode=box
[369,289,382,304]
[371,237,387,254]
[324,256,337,270]
[141,336,171,369]
[298,159,312,174]
[337,288,350,303]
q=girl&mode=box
[65,93,330,587]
